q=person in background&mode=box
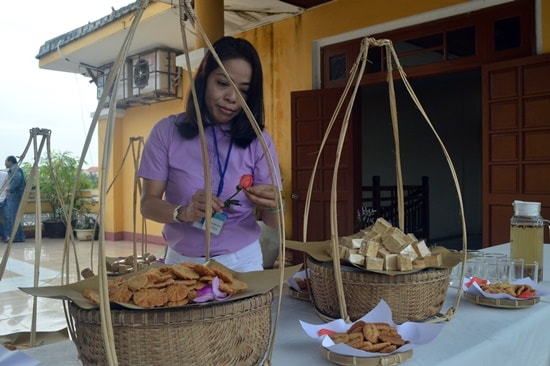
[4,156,26,243]
[138,36,282,272]
[0,169,8,241]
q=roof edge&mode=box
[36,2,140,60]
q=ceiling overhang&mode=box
[38,0,332,76]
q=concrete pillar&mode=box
[194,0,224,49]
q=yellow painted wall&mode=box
[98,71,192,241]
[98,0,548,242]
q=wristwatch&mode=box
[173,204,184,223]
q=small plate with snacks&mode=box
[300,300,444,365]
[463,277,548,308]
[287,269,311,301]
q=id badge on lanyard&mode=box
[192,212,227,235]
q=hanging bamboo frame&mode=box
[64,1,287,365]
[302,37,468,324]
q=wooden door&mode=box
[290,88,362,241]
[483,54,550,246]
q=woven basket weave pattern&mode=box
[69,291,273,366]
[307,257,450,324]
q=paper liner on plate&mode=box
[300,300,444,359]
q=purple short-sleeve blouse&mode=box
[138,113,281,257]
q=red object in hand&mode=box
[223,175,254,211]
[318,328,336,337]
[239,174,254,189]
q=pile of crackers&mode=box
[479,281,537,297]
[83,262,247,308]
[329,320,409,353]
[332,217,442,272]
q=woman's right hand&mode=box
[140,179,225,224]
[186,190,225,221]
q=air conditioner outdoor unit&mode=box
[131,48,178,98]
[96,62,130,104]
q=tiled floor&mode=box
[0,237,166,348]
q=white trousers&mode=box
[164,239,263,272]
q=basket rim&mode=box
[307,255,452,281]
[320,346,413,366]
[463,292,540,308]
[69,290,274,325]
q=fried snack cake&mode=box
[328,321,409,354]
[82,263,247,308]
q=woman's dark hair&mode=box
[177,36,265,148]
[6,156,17,164]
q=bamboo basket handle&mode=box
[182,3,286,364]
[303,38,379,322]
[387,41,468,319]
[91,1,152,364]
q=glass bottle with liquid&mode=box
[510,200,544,282]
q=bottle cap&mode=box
[512,200,541,216]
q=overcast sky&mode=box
[0,0,133,168]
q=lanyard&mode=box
[212,127,233,197]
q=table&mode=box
[23,243,550,365]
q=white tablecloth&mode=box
[23,243,550,365]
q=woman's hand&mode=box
[245,184,282,228]
[244,184,279,211]
[186,190,225,221]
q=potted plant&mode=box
[73,209,97,241]
[22,151,97,238]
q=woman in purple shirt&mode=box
[138,37,281,272]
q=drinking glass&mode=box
[484,253,506,283]
[497,256,511,282]
[523,261,539,283]
[449,249,483,288]
[509,258,525,282]
[448,249,461,288]
[465,256,486,279]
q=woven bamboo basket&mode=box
[307,256,451,324]
[69,291,273,366]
